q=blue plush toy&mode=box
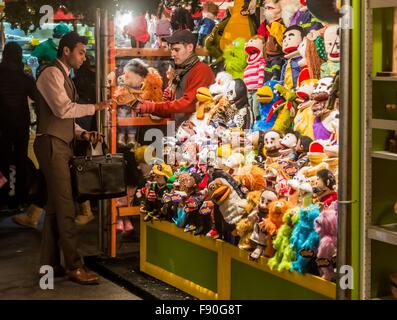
[252,80,280,132]
[290,204,320,274]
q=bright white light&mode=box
[119,12,133,28]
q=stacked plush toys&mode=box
[134,2,339,283]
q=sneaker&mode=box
[184,224,196,233]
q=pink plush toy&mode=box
[314,201,338,281]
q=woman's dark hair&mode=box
[1,41,23,68]
[171,7,195,31]
[57,31,88,58]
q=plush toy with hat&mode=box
[314,201,338,281]
[252,80,281,132]
[298,141,328,178]
[223,38,248,80]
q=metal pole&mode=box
[337,0,353,300]
[95,8,105,255]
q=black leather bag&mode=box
[70,143,127,201]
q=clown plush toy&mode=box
[280,25,304,90]
[243,35,266,120]
[252,80,281,132]
[321,25,341,78]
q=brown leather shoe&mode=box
[66,267,100,285]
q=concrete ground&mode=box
[0,210,141,300]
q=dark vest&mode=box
[36,60,78,143]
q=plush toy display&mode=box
[312,169,338,208]
[314,201,338,281]
[279,132,299,160]
[141,67,164,102]
[263,130,283,163]
[294,78,317,139]
[264,21,286,82]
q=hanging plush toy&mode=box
[264,21,286,82]
[260,199,294,258]
[252,80,281,132]
[280,25,304,90]
[268,207,299,271]
[243,35,266,119]
[314,201,338,281]
[223,38,248,80]
[321,25,340,78]
[248,190,278,260]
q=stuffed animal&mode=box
[321,25,340,78]
[314,201,338,281]
[295,135,313,168]
[236,218,256,250]
[264,20,286,82]
[263,130,283,164]
[141,67,163,102]
[209,72,234,98]
[208,171,248,226]
[260,199,293,257]
[294,78,317,139]
[312,169,338,208]
[290,199,321,273]
[248,190,278,260]
[311,77,339,142]
[268,207,299,271]
[298,141,328,178]
[223,153,246,175]
[114,58,148,149]
[279,132,299,160]
[243,35,266,119]
[233,165,267,192]
[223,38,248,80]
[252,80,280,132]
[280,25,304,90]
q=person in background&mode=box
[155,5,172,48]
[31,23,71,66]
[170,7,195,32]
[0,42,36,211]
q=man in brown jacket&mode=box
[35,32,111,285]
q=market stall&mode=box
[96,0,362,300]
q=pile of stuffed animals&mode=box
[115,1,340,283]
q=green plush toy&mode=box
[223,37,248,80]
[268,208,300,272]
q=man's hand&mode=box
[95,100,112,111]
[131,101,141,114]
[81,131,105,144]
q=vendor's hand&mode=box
[81,131,105,144]
[95,100,112,111]
[131,101,142,114]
